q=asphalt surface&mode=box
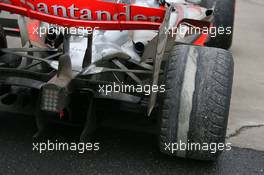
[0,114,264,175]
[1,0,264,174]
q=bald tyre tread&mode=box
[159,44,234,160]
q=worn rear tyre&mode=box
[159,44,234,160]
[0,25,22,67]
[0,25,8,94]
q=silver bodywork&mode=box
[24,0,208,73]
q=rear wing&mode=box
[0,0,166,30]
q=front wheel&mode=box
[159,44,234,160]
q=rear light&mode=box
[41,84,68,112]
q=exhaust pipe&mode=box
[133,41,145,56]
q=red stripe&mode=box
[193,33,208,46]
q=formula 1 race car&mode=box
[0,0,235,160]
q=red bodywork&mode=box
[0,0,166,30]
[0,0,209,45]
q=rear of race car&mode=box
[0,0,234,160]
